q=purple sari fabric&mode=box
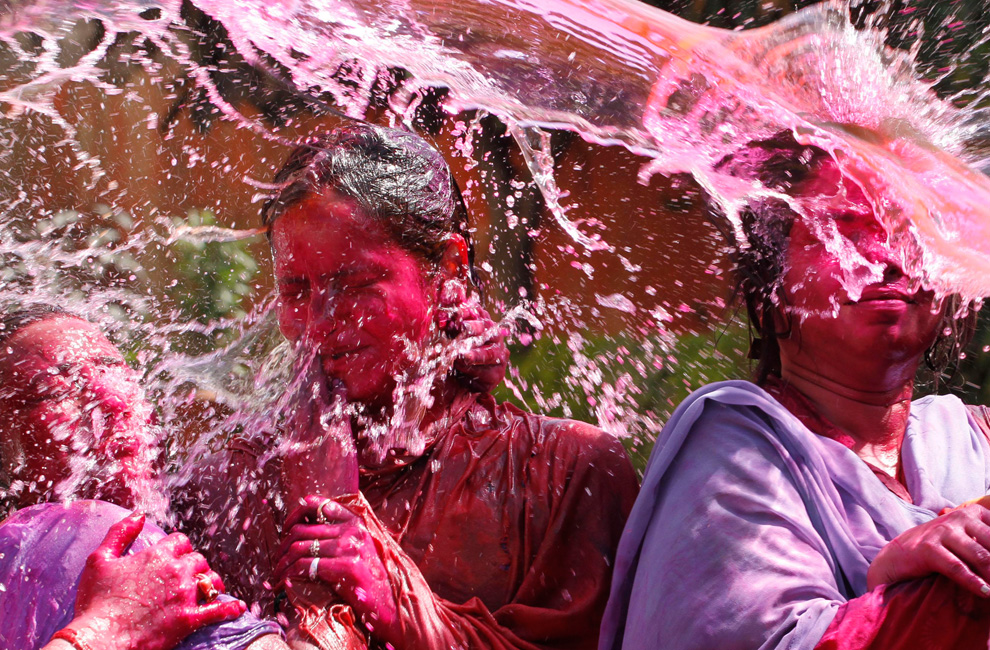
[599,380,990,650]
[0,499,282,650]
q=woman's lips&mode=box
[328,345,369,360]
[851,284,915,304]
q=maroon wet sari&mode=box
[177,395,639,649]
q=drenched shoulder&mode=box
[493,401,637,478]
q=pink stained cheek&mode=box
[30,402,82,438]
[783,233,844,312]
[19,405,79,479]
[277,300,307,342]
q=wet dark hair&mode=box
[0,304,83,348]
[261,122,476,278]
[710,131,977,385]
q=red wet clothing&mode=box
[176,395,639,649]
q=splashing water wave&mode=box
[2,0,990,492]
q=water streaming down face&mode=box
[0,0,988,511]
[0,314,168,521]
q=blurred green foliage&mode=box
[167,209,258,353]
[492,322,751,473]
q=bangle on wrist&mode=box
[51,627,96,650]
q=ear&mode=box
[438,234,470,281]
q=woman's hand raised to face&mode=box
[275,496,401,646]
[54,511,246,650]
[868,498,990,597]
[440,279,508,394]
[282,359,360,505]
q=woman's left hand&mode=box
[275,496,401,644]
[867,499,990,596]
[440,280,508,393]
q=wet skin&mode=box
[0,318,282,650]
[777,160,943,399]
[270,188,479,645]
[766,160,990,598]
[0,316,157,508]
[271,187,444,411]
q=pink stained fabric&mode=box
[760,380,990,650]
[768,377,990,650]
[815,575,990,650]
[177,395,639,649]
[600,381,990,650]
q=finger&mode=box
[450,306,488,329]
[274,540,314,580]
[439,280,468,306]
[285,497,350,530]
[457,319,496,339]
[187,598,247,627]
[93,512,146,561]
[182,551,211,575]
[282,557,368,600]
[281,557,347,589]
[283,502,318,531]
[274,539,326,580]
[204,570,226,595]
[931,546,990,597]
[455,305,485,320]
[159,532,194,557]
[189,570,226,606]
[458,345,508,367]
[274,538,344,581]
[966,519,990,552]
[944,527,990,580]
[278,523,343,557]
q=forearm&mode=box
[816,575,990,650]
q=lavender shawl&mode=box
[600,380,990,650]
[0,500,282,650]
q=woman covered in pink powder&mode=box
[601,133,990,650]
[179,123,640,650]
[0,305,288,650]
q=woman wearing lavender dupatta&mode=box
[0,306,286,650]
[601,133,990,650]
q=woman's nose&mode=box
[854,224,903,272]
[302,288,339,341]
[84,369,146,429]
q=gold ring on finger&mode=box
[195,573,219,603]
[310,539,320,558]
[315,498,333,524]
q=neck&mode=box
[779,359,916,470]
[354,376,478,468]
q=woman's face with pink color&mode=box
[271,188,440,409]
[778,162,943,376]
[0,316,157,506]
